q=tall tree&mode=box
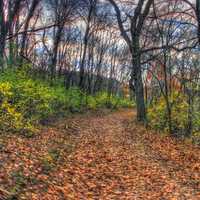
[108,0,153,122]
[48,0,78,82]
[20,0,40,62]
[0,0,23,68]
[79,0,96,90]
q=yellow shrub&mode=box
[148,92,188,133]
[0,82,12,97]
[0,82,34,133]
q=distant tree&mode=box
[79,0,97,90]
[0,0,23,68]
[197,0,200,44]
[19,0,41,64]
[47,0,78,82]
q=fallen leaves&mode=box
[0,109,200,199]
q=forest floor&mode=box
[0,109,200,200]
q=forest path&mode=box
[0,109,200,199]
[46,109,200,200]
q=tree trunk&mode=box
[0,1,6,68]
[197,0,200,44]
[79,2,95,90]
[186,91,193,137]
[20,0,40,62]
[0,34,6,69]
[163,51,173,135]
[131,38,146,122]
[50,24,64,83]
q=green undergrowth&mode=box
[147,92,200,144]
[0,67,133,135]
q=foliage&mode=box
[148,92,188,134]
[0,68,133,134]
[0,82,31,133]
[94,92,134,109]
[147,96,167,131]
[0,69,53,133]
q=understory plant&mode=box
[0,68,133,134]
[148,91,200,140]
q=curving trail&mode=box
[0,110,200,199]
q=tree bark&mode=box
[0,1,6,68]
[131,37,146,121]
[79,2,94,90]
[197,0,200,44]
[50,23,64,82]
[20,0,40,64]
[108,0,153,123]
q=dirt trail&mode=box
[0,110,200,199]
[47,110,200,199]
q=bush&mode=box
[148,92,188,133]
[147,96,167,131]
[0,82,25,132]
[0,68,133,134]
[0,81,52,133]
[94,92,134,109]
